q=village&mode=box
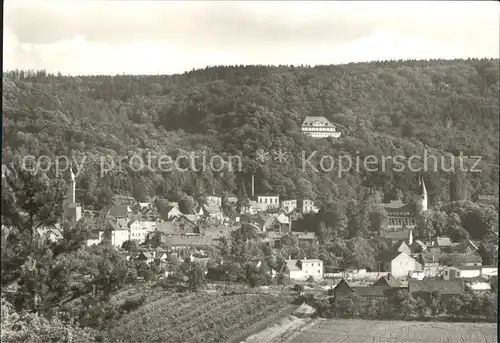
[30,155,498,310]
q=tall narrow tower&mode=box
[415,176,428,213]
[68,167,76,205]
[251,174,255,197]
[65,166,82,223]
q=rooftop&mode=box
[435,237,452,247]
[302,116,335,127]
[163,235,213,247]
[351,286,392,297]
[382,201,416,213]
[372,274,402,288]
[108,205,131,218]
[381,229,411,241]
[293,231,316,240]
[409,279,463,294]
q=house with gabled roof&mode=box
[377,251,422,278]
[198,203,224,222]
[105,220,130,248]
[372,274,402,288]
[301,116,341,138]
[108,205,132,219]
[442,265,482,280]
[395,240,412,255]
[165,206,183,221]
[333,278,402,299]
[408,279,464,307]
[129,220,156,244]
[431,236,452,253]
[281,257,324,281]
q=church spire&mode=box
[68,165,75,205]
[416,175,428,213]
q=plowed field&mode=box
[285,319,497,343]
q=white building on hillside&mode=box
[283,258,324,281]
[281,199,297,213]
[206,196,222,207]
[253,195,280,210]
[442,265,482,280]
[301,116,341,138]
[129,220,156,244]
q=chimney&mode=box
[409,228,413,246]
[288,255,291,260]
[251,174,255,197]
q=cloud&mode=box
[3,0,499,75]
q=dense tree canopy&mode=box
[3,59,498,213]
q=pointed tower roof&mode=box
[419,176,427,196]
[69,165,75,182]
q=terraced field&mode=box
[107,291,293,343]
[285,319,497,343]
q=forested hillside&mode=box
[2,58,499,212]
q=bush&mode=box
[1,297,97,343]
[120,295,146,313]
[325,290,497,322]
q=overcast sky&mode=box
[3,0,499,75]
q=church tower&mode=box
[68,167,76,206]
[415,175,428,213]
[65,166,82,223]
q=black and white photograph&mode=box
[2,1,499,342]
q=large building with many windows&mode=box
[253,194,280,210]
[301,116,341,138]
[383,176,428,231]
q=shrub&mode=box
[1,297,96,343]
[120,295,146,313]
